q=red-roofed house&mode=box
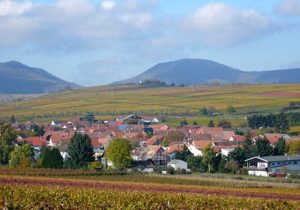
[24,136,47,147]
[265,134,284,146]
[187,140,214,156]
[145,135,164,146]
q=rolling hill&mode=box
[115,59,300,85]
[0,61,80,94]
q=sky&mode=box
[0,0,300,86]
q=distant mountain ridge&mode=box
[115,59,300,85]
[0,61,80,94]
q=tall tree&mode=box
[106,138,132,170]
[175,146,192,162]
[208,120,215,127]
[254,139,273,157]
[229,145,246,167]
[202,144,217,173]
[275,113,289,133]
[218,120,232,129]
[65,133,94,169]
[10,115,16,124]
[242,136,254,159]
[186,155,203,172]
[0,124,16,165]
[273,138,287,155]
[39,147,63,168]
[9,144,33,168]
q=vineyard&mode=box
[1,169,300,209]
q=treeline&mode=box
[246,112,300,133]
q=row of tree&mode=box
[247,113,289,133]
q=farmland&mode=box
[0,169,300,209]
[0,84,300,124]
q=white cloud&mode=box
[276,0,300,16]
[120,13,152,29]
[0,0,32,16]
[184,3,270,46]
[101,1,116,10]
[0,0,155,50]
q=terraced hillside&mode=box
[0,84,300,123]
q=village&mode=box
[8,113,300,178]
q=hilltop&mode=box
[0,61,80,94]
[115,59,300,85]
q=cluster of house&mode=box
[12,114,300,176]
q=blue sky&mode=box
[1,0,300,86]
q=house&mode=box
[245,155,300,177]
[167,159,189,171]
[23,136,47,159]
[132,145,169,166]
[229,135,246,143]
[187,140,213,156]
[167,143,185,160]
[265,133,290,146]
[145,135,164,146]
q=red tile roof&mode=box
[24,137,47,147]
[193,140,213,149]
[265,133,283,145]
[146,135,164,146]
[167,143,185,154]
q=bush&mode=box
[166,167,175,175]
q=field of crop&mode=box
[0,171,300,209]
[0,84,300,125]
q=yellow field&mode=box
[0,84,300,124]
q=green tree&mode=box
[174,146,192,162]
[186,155,202,172]
[88,161,104,171]
[65,133,94,169]
[226,106,236,114]
[242,136,254,159]
[254,139,273,157]
[218,120,232,129]
[275,113,289,133]
[39,147,63,168]
[106,138,132,170]
[229,145,246,167]
[208,120,215,127]
[0,124,16,165]
[30,124,45,137]
[273,138,287,155]
[9,144,33,168]
[163,131,185,146]
[199,107,208,116]
[202,144,217,173]
[180,120,188,127]
[10,115,16,124]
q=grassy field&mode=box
[0,170,300,209]
[0,84,300,126]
